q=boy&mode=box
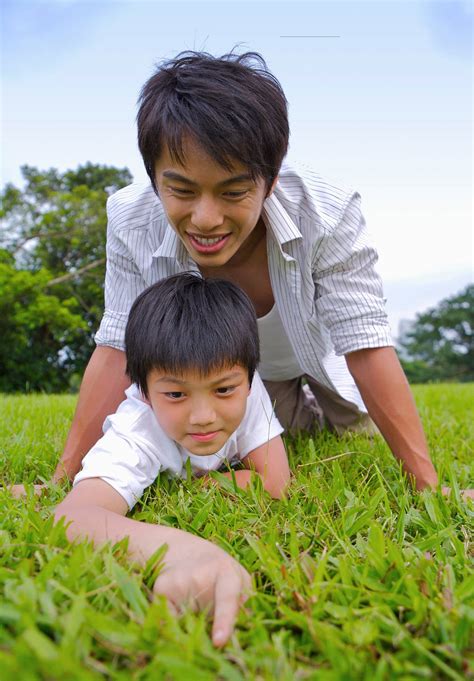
[54,273,290,644]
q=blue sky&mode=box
[1,0,472,332]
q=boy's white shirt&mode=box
[73,372,283,509]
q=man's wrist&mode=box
[52,458,78,484]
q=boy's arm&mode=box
[9,346,130,498]
[221,435,290,499]
[345,346,438,490]
[54,478,251,647]
[54,346,131,482]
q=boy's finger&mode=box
[211,570,245,647]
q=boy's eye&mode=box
[164,391,185,399]
[215,386,236,395]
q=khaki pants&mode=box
[263,375,379,436]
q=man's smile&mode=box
[187,233,231,253]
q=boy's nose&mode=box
[189,400,216,427]
[191,197,224,232]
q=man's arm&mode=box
[221,436,291,499]
[54,346,131,482]
[345,346,438,490]
[54,478,251,647]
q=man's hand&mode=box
[153,538,251,647]
[8,483,47,498]
[441,486,474,501]
[346,347,439,490]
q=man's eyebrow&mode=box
[161,171,253,187]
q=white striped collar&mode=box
[262,193,302,245]
[152,224,191,266]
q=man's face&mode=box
[154,138,273,268]
[146,364,250,455]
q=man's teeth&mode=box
[192,236,224,245]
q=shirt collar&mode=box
[262,192,302,245]
[152,223,192,267]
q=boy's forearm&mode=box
[54,346,131,482]
[346,347,438,490]
[55,501,206,566]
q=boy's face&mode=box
[154,137,275,269]
[146,364,250,455]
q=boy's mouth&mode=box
[187,233,230,254]
[189,431,220,442]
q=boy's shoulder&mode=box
[103,385,185,473]
[104,385,164,443]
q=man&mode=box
[53,50,440,492]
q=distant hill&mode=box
[383,268,472,340]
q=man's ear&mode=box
[266,175,279,198]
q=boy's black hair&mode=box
[125,273,260,398]
[137,50,289,193]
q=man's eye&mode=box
[170,187,193,195]
[216,386,235,395]
[223,190,248,199]
[164,391,185,399]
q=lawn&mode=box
[0,384,473,680]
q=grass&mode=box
[0,384,473,680]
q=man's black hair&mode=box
[125,273,260,398]
[137,50,289,192]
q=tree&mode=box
[0,257,87,392]
[399,285,474,382]
[0,164,133,391]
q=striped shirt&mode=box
[95,163,393,412]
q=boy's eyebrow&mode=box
[154,375,187,385]
[208,371,245,386]
[162,171,253,187]
[154,371,245,386]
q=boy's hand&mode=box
[55,479,251,647]
[153,536,251,647]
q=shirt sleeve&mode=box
[94,194,148,351]
[235,372,284,459]
[73,409,162,510]
[313,191,393,355]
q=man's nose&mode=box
[191,197,224,232]
[189,399,216,426]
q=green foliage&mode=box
[399,285,474,383]
[0,263,87,392]
[0,164,132,392]
[1,385,473,678]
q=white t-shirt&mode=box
[257,305,301,380]
[73,372,283,509]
